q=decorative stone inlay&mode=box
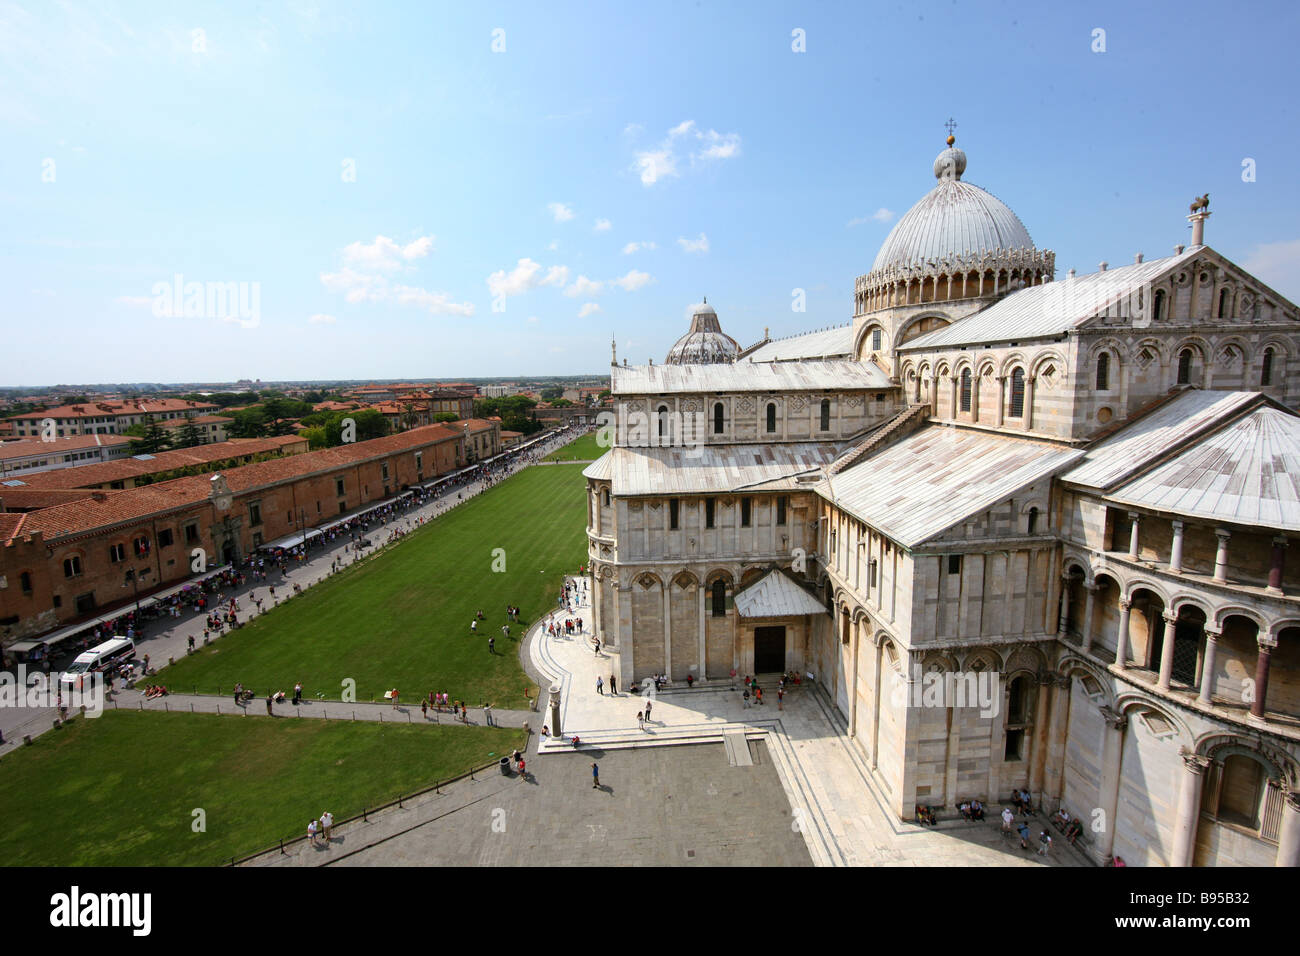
[737,397,756,414]
[845,394,863,408]
[790,395,808,412]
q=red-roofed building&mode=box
[6,398,220,438]
[0,424,467,643]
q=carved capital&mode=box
[1180,750,1212,774]
[1099,706,1128,730]
[1118,598,1132,611]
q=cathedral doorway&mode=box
[754,626,786,673]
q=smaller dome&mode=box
[933,146,967,180]
[665,299,740,365]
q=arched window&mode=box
[1216,755,1265,829]
[1027,507,1039,534]
[713,402,724,434]
[1096,352,1110,390]
[766,403,777,433]
[871,328,882,351]
[1262,348,1275,386]
[1153,288,1166,320]
[819,398,831,431]
[959,369,972,412]
[1177,348,1193,385]
[657,405,669,438]
[1009,368,1026,418]
[1218,288,1229,319]
[711,579,727,617]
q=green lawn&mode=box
[157,464,588,709]
[543,430,606,462]
[0,711,522,866]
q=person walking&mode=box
[643,699,652,723]
[609,674,617,695]
[592,762,600,789]
[742,689,751,709]
[1001,806,1015,837]
[489,636,496,654]
[484,703,494,726]
[1037,830,1052,857]
[307,818,319,846]
[391,688,400,709]
[320,810,333,843]
[637,710,645,731]
[593,638,600,656]
[421,698,428,719]
[1016,821,1031,850]
[755,686,764,706]
[777,687,784,710]
[596,676,604,696]
[265,693,273,716]
[293,681,303,705]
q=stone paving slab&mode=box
[253,741,813,868]
[523,577,1093,868]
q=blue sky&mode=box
[3,0,1298,385]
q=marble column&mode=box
[1046,674,1073,808]
[849,616,860,738]
[697,582,707,683]
[1024,375,1036,431]
[1198,627,1220,705]
[1214,529,1231,583]
[1157,610,1179,691]
[1170,751,1211,866]
[1127,513,1141,560]
[1056,575,1072,637]
[994,376,1005,427]
[662,585,672,680]
[1029,671,1053,799]
[1277,789,1300,868]
[1080,584,1098,654]
[1269,536,1287,594]
[1169,520,1185,573]
[1250,635,1276,721]
[1096,707,1128,863]
[1114,598,1132,668]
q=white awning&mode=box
[733,570,827,619]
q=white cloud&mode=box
[548,202,575,222]
[565,275,604,298]
[391,285,475,316]
[612,269,651,292]
[546,240,559,252]
[541,265,569,287]
[308,313,337,324]
[320,267,388,303]
[594,218,612,232]
[341,235,434,272]
[623,122,644,137]
[633,148,677,186]
[1242,239,1300,301]
[486,258,543,298]
[632,120,740,187]
[695,129,741,161]
[677,233,710,254]
[873,207,895,223]
[578,303,602,318]
[622,240,657,255]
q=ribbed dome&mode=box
[870,146,1036,275]
[665,300,740,365]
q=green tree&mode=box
[128,415,172,454]
[174,419,205,448]
[229,408,268,438]
[433,412,459,424]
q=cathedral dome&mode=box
[871,144,1035,274]
[665,300,740,365]
[855,135,1054,315]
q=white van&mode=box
[60,637,136,691]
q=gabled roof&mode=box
[900,248,1200,349]
[1105,404,1300,532]
[821,424,1083,547]
[734,569,827,619]
[1062,390,1261,491]
[743,325,855,363]
[598,442,840,496]
[612,359,890,394]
